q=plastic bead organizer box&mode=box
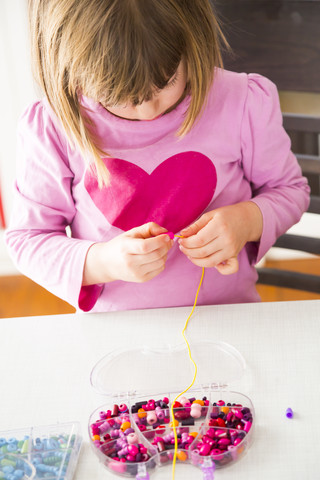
[89,341,254,479]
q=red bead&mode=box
[173,401,183,409]
[209,419,218,427]
[216,418,226,428]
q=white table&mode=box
[0,300,319,479]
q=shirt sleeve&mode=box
[4,101,103,311]
[240,73,310,264]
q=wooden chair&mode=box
[256,113,320,293]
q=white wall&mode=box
[0,2,318,274]
[0,1,39,219]
[0,1,39,274]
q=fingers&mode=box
[129,222,170,240]
[215,257,239,275]
[180,213,211,239]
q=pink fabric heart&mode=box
[84,151,217,233]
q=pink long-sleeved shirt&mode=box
[5,70,310,311]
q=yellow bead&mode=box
[221,406,229,414]
[138,408,147,418]
[193,399,204,406]
[177,451,188,462]
[120,421,131,431]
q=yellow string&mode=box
[169,254,205,480]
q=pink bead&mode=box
[232,408,243,419]
[147,412,157,425]
[218,438,231,447]
[166,232,175,240]
[233,438,242,446]
[155,407,165,420]
[179,396,189,405]
[109,461,126,473]
[163,397,169,405]
[190,408,201,419]
[118,404,128,413]
[127,433,139,445]
[244,421,252,433]
[118,447,128,456]
[128,444,139,456]
[99,421,110,434]
[206,429,215,439]
[210,449,224,460]
[199,444,211,456]
[217,400,225,406]
[138,425,146,432]
[148,400,155,410]
[184,402,192,408]
[215,429,227,438]
[126,454,136,462]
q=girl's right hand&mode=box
[82,222,174,285]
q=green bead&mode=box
[1,459,16,467]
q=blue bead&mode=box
[7,438,17,445]
[3,465,14,473]
[13,469,24,479]
[7,444,18,452]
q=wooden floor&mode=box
[0,258,319,318]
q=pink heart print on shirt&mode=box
[84,151,217,233]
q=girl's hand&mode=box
[83,222,174,285]
[178,201,263,275]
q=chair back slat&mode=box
[274,234,320,255]
[296,155,320,175]
[257,268,320,294]
[283,113,320,133]
[309,196,320,215]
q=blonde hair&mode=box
[29,0,227,187]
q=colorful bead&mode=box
[119,404,128,413]
[89,397,253,474]
[286,407,293,418]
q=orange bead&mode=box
[138,408,147,418]
[92,435,100,441]
[120,421,131,431]
[193,399,204,406]
[177,451,188,462]
[189,432,198,438]
[169,419,179,427]
[221,406,229,414]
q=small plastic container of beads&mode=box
[89,341,254,478]
[0,422,82,480]
[0,454,35,479]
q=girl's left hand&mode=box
[178,201,263,275]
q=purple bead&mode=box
[286,408,293,419]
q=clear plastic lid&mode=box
[90,341,246,398]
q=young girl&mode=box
[5,0,310,312]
